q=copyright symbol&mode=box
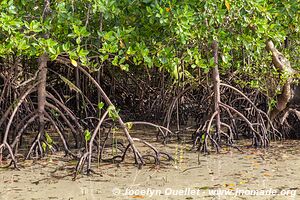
[112,187,121,195]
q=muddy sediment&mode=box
[0,139,299,200]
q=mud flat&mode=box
[0,140,299,200]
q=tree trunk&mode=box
[212,40,221,142]
[37,0,51,135]
[75,68,80,112]
[37,53,48,135]
[266,41,296,120]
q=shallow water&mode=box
[0,138,299,200]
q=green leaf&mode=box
[49,47,56,55]
[120,64,129,71]
[78,49,89,57]
[45,132,53,145]
[104,31,115,41]
[30,20,42,32]
[17,39,29,50]
[42,142,47,152]
[100,54,109,62]
[62,42,71,52]
[71,59,78,67]
[209,57,215,67]
[76,37,81,45]
[125,122,133,130]
[119,56,126,64]
[98,102,104,110]
[126,46,135,55]
[84,130,91,142]
[59,75,82,93]
[107,105,119,121]
[73,25,80,36]
[112,56,118,66]
[80,26,90,37]
[224,0,230,11]
[201,134,205,142]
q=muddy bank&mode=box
[0,140,299,200]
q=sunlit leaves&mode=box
[126,46,135,55]
[62,42,71,52]
[24,20,43,33]
[92,0,120,19]
[107,105,119,121]
[42,132,54,152]
[125,122,133,130]
[42,142,47,152]
[103,31,115,41]
[59,74,81,93]
[78,49,89,58]
[71,59,78,67]
[45,132,53,145]
[112,56,118,66]
[98,102,104,110]
[224,0,230,11]
[84,130,91,142]
[73,25,90,37]
[120,64,129,71]
[0,0,299,88]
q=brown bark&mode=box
[266,41,296,120]
[37,0,51,135]
[52,59,144,165]
[75,68,80,111]
[212,40,221,141]
[37,53,48,135]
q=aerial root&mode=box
[281,108,300,124]
[45,112,77,158]
[0,142,18,169]
[1,82,39,167]
[125,121,174,143]
[194,88,272,152]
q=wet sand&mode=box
[0,140,299,200]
